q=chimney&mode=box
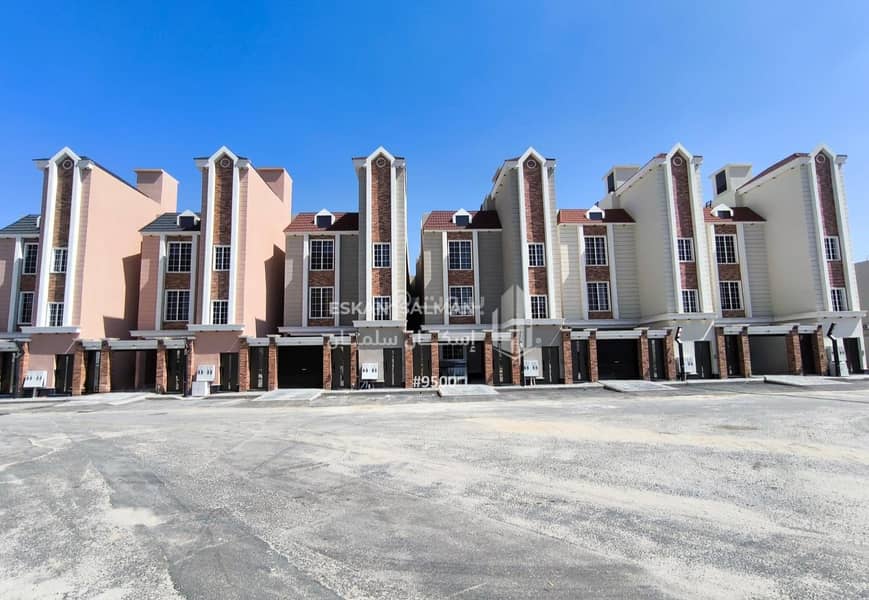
[256,167,293,208]
[134,169,179,211]
[603,166,641,193]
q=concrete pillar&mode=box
[638,330,650,380]
[71,342,86,396]
[483,331,494,385]
[786,325,802,375]
[322,337,332,390]
[155,341,167,394]
[715,327,728,380]
[238,339,250,392]
[404,332,414,388]
[430,332,440,384]
[349,334,358,389]
[588,331,599,382]
[664,330,677,381]
[739,327,752,377]
[812,325,828,376]
[510,330,521,385]
[98,341,112,393]
[267,337,278,391]
[561,329,573,384]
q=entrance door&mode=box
[596,340,639,379]
[725,335,742,377]
[85,350,101,393]
[694,341,713,379]
[249,346,269,391]
[383,348,404,388]
[412,343,431,384]
[541,346,559,384]
[54,354,73,395]
[648,339,666,380]
[219,352,239,392]
[493,347,512,385]
[331,345,352,390]
[0,352,13,395]
[166,349,185,393]
[799,334,818,375]
[572,340,589,382]
[844,338,863,374]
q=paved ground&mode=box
[1,383,868,599]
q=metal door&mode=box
[166,349,185,393]
[383,348,404,388]
[219,352,239,392]
[694,341,713,379]
[725,335,742,377]
[541,346,559,384]
[249,346,269,391]
[331,345,352,389]
[54,354,73,395]
[648,339,666,380]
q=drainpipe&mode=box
[675,326,686,381]
[826,324,839,377]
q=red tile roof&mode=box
[422,210,502,231]
[704,207,765,223]
[738,153,808,190]
[557,208,635,224]
[285,212,359,233]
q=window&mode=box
[441,345,464,360]
[167,242,192,273]
[164,290,190,322]
[606,172,616,193]
[530,295,548,319]
[585,236,607,266]
[715,171,728,195]
[17,291,33,325]
[588,210,604,221]
[587,282,611,312]
[824,237,841,261]
[23,243,38,275]
[448,240,472,270]
[212,300,229,325]
[309,287,334,319]
[214,246,231,271]
[677,238,694,262]
[316,214,333,228]
[715,235,737,264]
[374,243,391,268]
[310,239,334,271]
[454,214,470,226]
[48,302,64,327]
[449,286,474,316]
[373,296,391,320]
[528,243,545,267]
[831,288,848,312]
[719,281,742,311]
[51,248,67,273]
[681,289,699,313]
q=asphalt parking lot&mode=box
[1,382,868,599]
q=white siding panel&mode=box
[613,225,640,319]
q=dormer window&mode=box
[715,171,728,195]
[712,204,733,219]
[315,209,334,228]
[176,210,199,230]
[452,209,471,227]
[586,206,605,221]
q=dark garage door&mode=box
[748,335,788,375]
[278,346,323,388]
[597,339,639,380]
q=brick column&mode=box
[715,327,728,380]
[71,342,86,396]
[510,330,521,385]
[322,338,332,390]
[404,332,414,388]
[638,330,650,380]
[185,339,196,395]
[430,332,440,384]
[588,331,599,382]
[483,331,494,385]
[785,326,802,375]
[739,327,752,377]
[267,337,278,391]
[561,329,573,384]
[17,341,30,393]
[812,325,828,376]
[155,341,167,394]
[98,341,112,393]
[664,330,677,381]
[238,339,250,392]
[349,334,358,389]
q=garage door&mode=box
[277,346,323,388]
[597,339,639,380]
[748,335,788,375]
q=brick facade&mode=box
[523,158,548,298]
[587,331,599,382]
[349,335,358,389]
[98,341,112,393]
[664,331,677,380]
[561,329,572,384]
[812,325,828,376]
[715,327,728,379]
[238,340,250,392]
[404,332,413,388]
[510,330,521,384]
[322,338,332,390]
[155,341,167,394]
[71,342,86,396]
[785,326,802,375]
[483,331,493,385]
[267,338,277,391]
[739,328,752,377]
[370,154,392,300]
[430,332,440,383]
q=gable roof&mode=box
[703,206,765,223]
[140,212,202,233]
[738,153,809,190]
[0,214,40,237]
[285,211,359,233]
[557,208,635,224]
[422,210,502,231]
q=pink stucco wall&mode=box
[0,238,16,329]
[192,330,241,386]
[137,236,160,330]
[28,333,78,388]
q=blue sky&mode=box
[1,1,868,264]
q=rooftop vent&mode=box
[315,209,334,228]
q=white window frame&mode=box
[528,243,545,267]
[715,235,737,264]
[167,241,192,273]
[51,247,68,274]
[831,288,848,312]
[373,296,391,320]
[22,243,38,275]
[448,240,472,271]
[681,289,699,313]
[584,236,608,266]
[309,287,335,320]
[310,239,335,271]
[164,289,190,322]
[213,245,231,271]
[212,299,229,325]
[719,281,743,311]
[17,291,34,325]
[587,282,611,312]
[677,238,694,262]
[824,236,841,261]
[530,295,548,319]
[441,344,465,361]
[373,243,391,268]
[449,286,474,316]
[48,302,64,327]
